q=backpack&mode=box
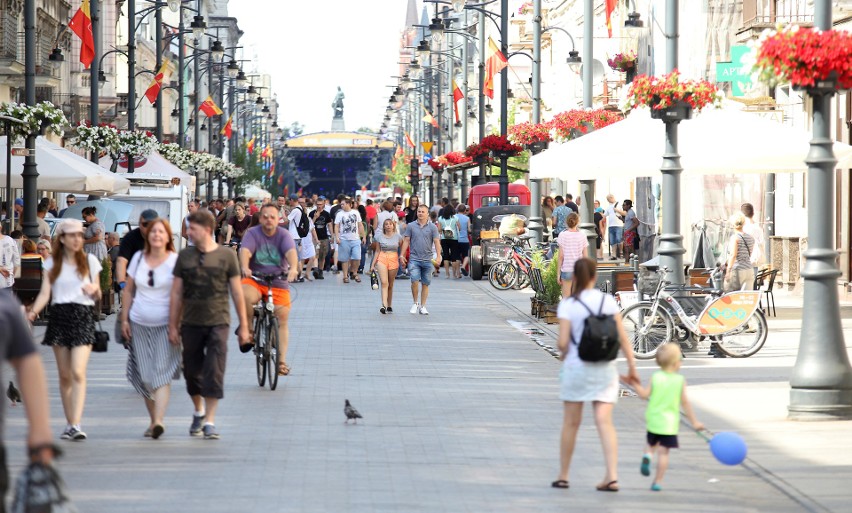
[571,295,620,362]
[294,207,310,238]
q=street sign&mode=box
[10,147,33,157]
[716,45,753,97]
[419,164,433,177]
[421,142,433,154]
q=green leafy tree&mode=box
[385,154,413,193]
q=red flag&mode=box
[144,60,170,104]
[605,0,617,38]
[422,106,439,129]
[199,96,223,117]
[261,145,271,159]
[277,173,284,185]
[220,114,233,139]
[68,0,95,68]
[484,37,508,99]
[246,136,256,154]
[404,132,415,148]
[452,80,464,123]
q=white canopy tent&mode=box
[530,104,852,180]
[0,136,131,194]
[100,151,196,191]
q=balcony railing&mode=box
[741,0,814,32]
[0,10,18,60]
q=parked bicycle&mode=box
[620,267,768,359]
[250,273,284,390]
[488,236,549,290]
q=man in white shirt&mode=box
[282,194,305,281]
[741,203,765,273]
[604,194,624,260]
[0,223,20,289]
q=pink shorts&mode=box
[376,251,399,271]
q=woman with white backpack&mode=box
[437,204,460,279]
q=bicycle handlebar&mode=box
[250,273,286,284]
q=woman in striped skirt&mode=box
[119,218,180,439]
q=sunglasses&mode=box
[66,200,75,204]
[148,269,154,287]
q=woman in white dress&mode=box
[552,257,638,492]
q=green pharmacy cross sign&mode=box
[716,45,753,97]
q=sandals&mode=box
[551,480,569,489]
[278,362,290,376]
[343,277,350,283]
[596,480,619,492]
[353,275,362,283]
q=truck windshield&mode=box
[123,200,171,226]
[481,196,520,207]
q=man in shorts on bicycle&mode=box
[239,204,299,376]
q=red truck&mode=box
[466,182,532,280]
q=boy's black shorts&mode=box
[647,431,679,449]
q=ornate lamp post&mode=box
[788,0,852,420]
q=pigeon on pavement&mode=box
[344,399,362,424]
[7,381,21,406]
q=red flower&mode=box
[464,142,490,160]
[625,71,720,111]
[508,121,552,145]
[547,109,622,141]
[444,151,472,165]
[480,134,523,155]
[755,27,852,89]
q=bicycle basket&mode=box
[637,268,661,295]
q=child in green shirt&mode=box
[625,343,703,491]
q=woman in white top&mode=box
[28,219,102,441]
[552,257,638,492]
[120,218,180,439]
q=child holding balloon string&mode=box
[622,343,704,491]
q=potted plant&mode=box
[541,249,563,324]
[99,256,113,315]
[444,151,473,167]
[508,121,552,153]
[69,122,120,161]
[548,109,622,143]
[464,142,491,164]
[480,134,523,159]
[749,25,852,94]
[529,250,549,317]
[0,101,68,142]
[117,130,158,159]
[624,70,722,121]
[607,51,638,83]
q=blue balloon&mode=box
[709,432,748,466]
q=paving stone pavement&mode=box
[2,273,821,512]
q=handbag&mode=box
[92,306,109,353]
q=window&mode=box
[481,196,520,207]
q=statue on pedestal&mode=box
[332,87,345,119]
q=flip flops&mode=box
[551,480,569,489]
[596,480,619,492]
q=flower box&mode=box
[526,140,549,154]
[491,150,516,160]
[751,26,852,92]
[624,71,721,114]
[649,99,693,121]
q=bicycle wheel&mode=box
[266,317,280,390]
[254,315,267,387]
[621,302,674,360]
[716,309,768,358]
[488,261,518,290]
[512,267,531,290]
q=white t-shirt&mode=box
[376,210,397,231]
[335,210,362,241]
[605,201,623,228]
[43,253,102,306]
[127,252,178,326]
[743,219,764,265]
[0,235,20,288]
[287,207,304,241]
[557,288,619,367]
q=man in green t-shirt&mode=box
[170,210,250,440]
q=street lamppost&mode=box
[788,0,852,420]
[21,0,39,240]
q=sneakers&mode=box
[418,306,429,315]
[61,425,87,441]
[651,483,662,492]
[202,423,220,440]
[640,454,651,476]
[386,307,393,313]
[410,303,420,314]
[189,414,205,436]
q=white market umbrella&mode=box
[0,136,131,195]
[100,151,196,191]
[530,104,852,180]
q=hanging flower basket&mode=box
[427,158,444,172]
[624,71,722,114]
[116,130,157,159]
[480,134,523,158]
[0,101,68,143]
[465,142,491,163]
[749,25,852,93]
[548,109,623,143]
[69,122,120,157]
[508,121,552,146]
[607,52,637,73]
[649,98,693,121]
[444,151,473,166]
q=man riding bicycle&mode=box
[239,204,299,376]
